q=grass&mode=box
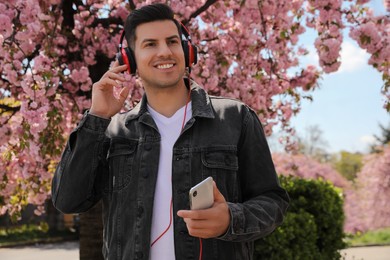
[0,222,78,247]
[346,227,390,247]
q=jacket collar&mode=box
[124,80,215,125]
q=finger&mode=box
[186,224,215,238]
[106,71,126,82]
[104,77,121,87]
[110,64,128,73]
[213,181,226,203]
[177,209,210,220]
[109,60,120,69]
[177,210,200,219]
[94,78,119,90]
[118,86,130,103]
[184,218,215,229]
[177,210,193,219]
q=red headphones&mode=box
[116,21,198,75]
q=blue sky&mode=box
[279,1,389,154]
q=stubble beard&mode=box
[139,69,186,91]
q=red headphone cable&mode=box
[151,88,205,260]
[151,198,173,247]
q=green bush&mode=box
[0,222,78,246]
[254,176,346,260]
[254,210,320,260]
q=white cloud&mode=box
[359,135,376,144]
[359,135,377,146]
[304,45,319,66]
[338,41,369,73]
[337,135,377,154]
[298,40,369,74]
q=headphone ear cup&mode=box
[116,47,137,75]
[125,47,137,75]
[116,52,124,66]
[182,40,198,68]
[191,43,198,65]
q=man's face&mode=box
[134,20,186,90]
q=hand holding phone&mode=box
[178,178,230,238]
[189,177,214,210]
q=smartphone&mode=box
[189,177,214,210]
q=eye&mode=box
[168,39,179,45]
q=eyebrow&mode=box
[141,35,180,44]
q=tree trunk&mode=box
[79,201,104,260]
[79,51,109,260]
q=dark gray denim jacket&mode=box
[52,82,289,260]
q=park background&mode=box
[0,0,389,259]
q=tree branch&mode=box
[90,17,124,28]
[127,0,136,10]
[0,104,20,113]
[182,0,218,25]
[61,0,78,29]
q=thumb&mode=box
[213,181,226,203]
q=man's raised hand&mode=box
[89,61,130,119]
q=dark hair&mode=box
[124,3,181,50]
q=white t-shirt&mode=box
[148,102,192,260]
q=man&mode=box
[52,3,289,260]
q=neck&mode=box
[144,80,190,118]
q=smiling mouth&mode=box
[155,63,174,69]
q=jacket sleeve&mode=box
[218,107,289,242]
[51,112,110,214]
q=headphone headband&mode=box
[118,30,126,49]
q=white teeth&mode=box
[157,64,174,69]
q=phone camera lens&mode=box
[193,190,197,197]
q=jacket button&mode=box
[142,171,148,178]
[136,252,143,259]
[144,144,152,151]
[137,206,143,217]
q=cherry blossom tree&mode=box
[344,145,390,233]
[272,153,350,188]
[0,0,389,220]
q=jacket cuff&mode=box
[217,202,244,241]
[76,110,111,132]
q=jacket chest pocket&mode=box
[201,148,239,202]
[107,139,137,192]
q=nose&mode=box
[157,42,173,57]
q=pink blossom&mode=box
[350,21,382,53]
[273,153,350,188]
[113,5,130,21]
[33,54,52,73]
[344,146,390,233]
[80,10,90,19]
[19,41,36,55]
[0,14,12,38]
[70,67,90,83]
[0,0,389,220]
[27,21,41,36]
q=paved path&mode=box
[340,245,390,260]
[0,241,389,259]
[0,241,79,260]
